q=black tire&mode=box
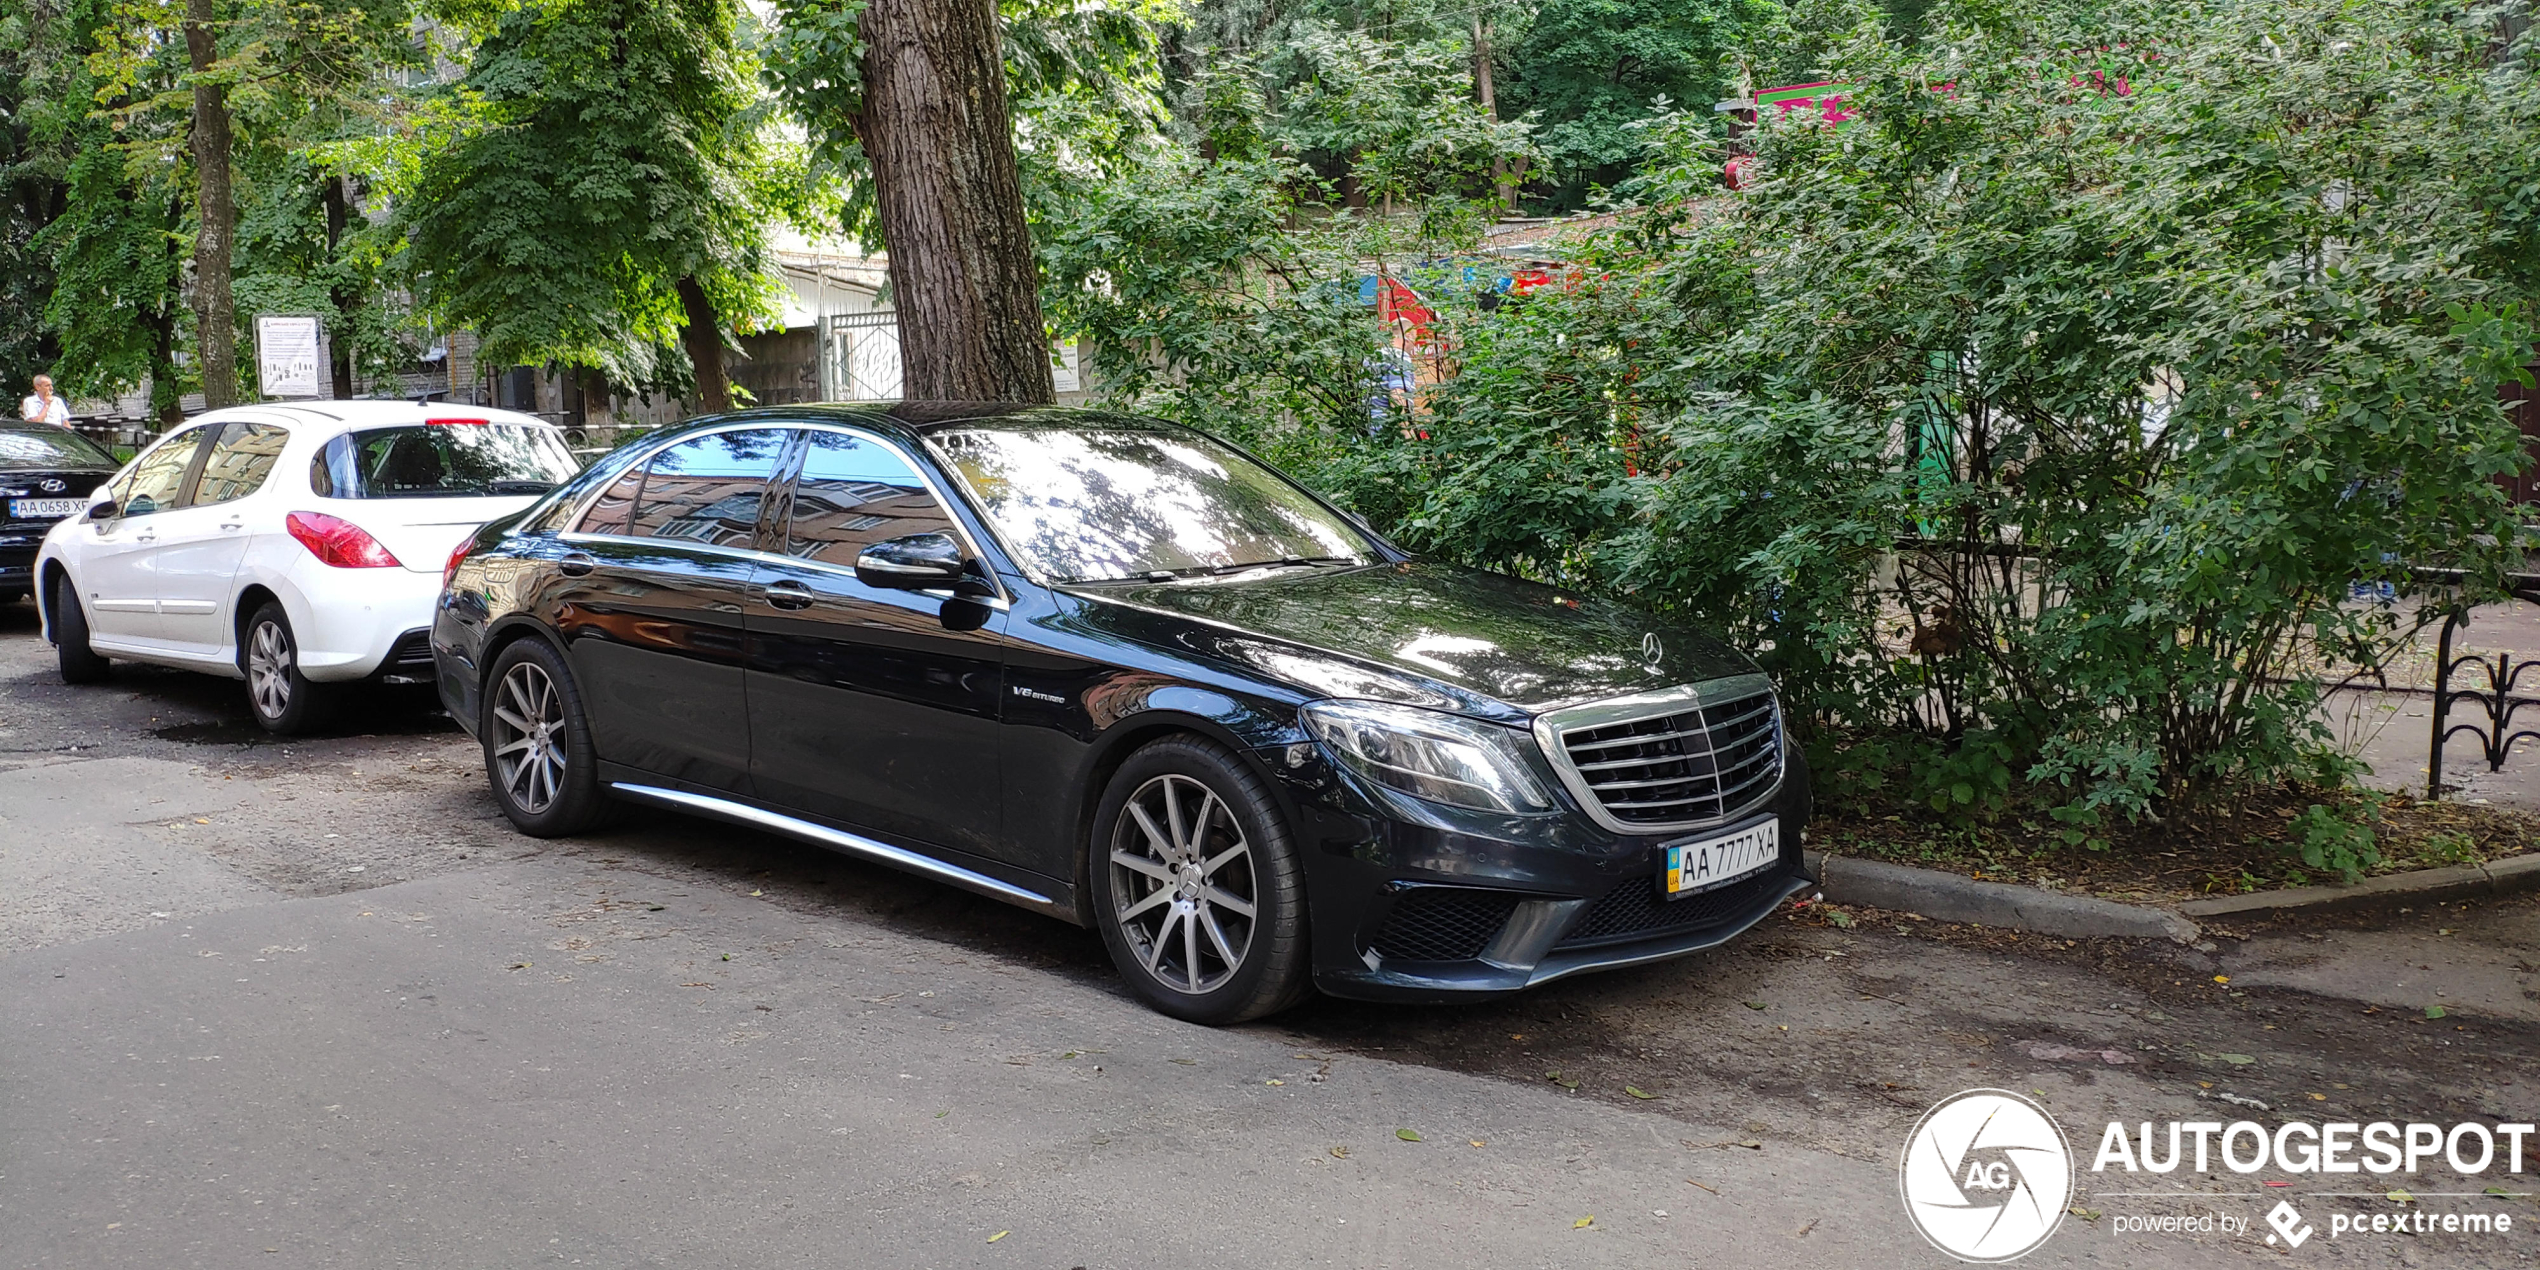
[479,637,614,837]
[241,602,336,735]
[1089,735,1313,1024]
[49,573,110,684]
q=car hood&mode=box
[1058,559,1759,722]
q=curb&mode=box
[1804,850,2201,944]
[2176,852,2540,921]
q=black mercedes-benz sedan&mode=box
[1,422,122,604]
[433,404,1811,1023]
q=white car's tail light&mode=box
[286,511,403,568]
[442,538,475,593]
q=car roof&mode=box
[180,400,560,431]
[693,402,1174,442]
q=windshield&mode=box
[312,423,580,499]
[928,423,1374,583]
[0,426,115,470]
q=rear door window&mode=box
[621,429,792,549]
[190,422,291,506]
[311,423,579,499]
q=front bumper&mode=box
[0,536,41,590]
[1284,740,1814,1003]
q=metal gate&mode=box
[822,311,904,402]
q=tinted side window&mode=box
[572,468,644,535]
[624,429,790,547]
[191,422,290,505]
[111,427,209,517]
[786,431,956,569]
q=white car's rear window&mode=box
[311,423,580,499]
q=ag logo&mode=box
[1900,1089,2073,1262]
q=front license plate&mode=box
[10,497,84,520]
[1664,818,1780,897]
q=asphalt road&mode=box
[1,598,2534,1268]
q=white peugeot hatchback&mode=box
[36,401,579,733]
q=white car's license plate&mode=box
[1664,818,1780,897]
[10,497,84,520]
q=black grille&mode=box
[1557,690,1781,827]
[1556,865,1793,948]
[1370,888,1522,962]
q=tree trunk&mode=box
[323,175,356,400]
[183,0,238,408]
[1473,15,1510,213]
[676,275,730,413]
[855,0,1053,403]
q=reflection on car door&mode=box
[75,426,212,646]
[554,426,791,794]
[745,428,1010,860]
[153,421,289,654]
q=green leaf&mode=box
[1396,1128,1422,1142]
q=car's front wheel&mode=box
[242,603,336,735]
[1090,736,1313,1024]
[480,638,613,837]
[49,573,109,684]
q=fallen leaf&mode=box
[1744,1000,1768,1010]
[986,1231,1007,1244]
[2214,1053,2257,1066]
[935,1110,948,1119]
[1573,1216,1595,1229]
[749,890,763,897]
[1625,1086,1658,1100]
[194,818,208,824]
[1396,1128,1422,1142]
[1329,1146,1349,1159]
[508,962,531,970]
[2213,975,2230,984]
[1468,1139,1486,1148]
[2070,1207,2102,1221]
[1169,1058,1198,1066]
[1545,1069,1580,1090]
[1265,1079,1284,1086]
[1826,909,1855,929]
[2389,1190,2415,1205]
[2426,1005,2448,1020]
[646,904,665,911]
[2309,1093,2328,1101]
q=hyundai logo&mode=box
[38,478,65,493]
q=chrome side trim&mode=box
[1530,673,1784,836]
[608,783,1053,907]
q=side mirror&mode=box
[855,532,969,591]
[85,498,118,521]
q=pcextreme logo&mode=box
[1900,1089,2075,1262]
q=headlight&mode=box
[1300,699,1554,814]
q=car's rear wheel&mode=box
[481,638,613,836]
[243,602,335,735]
[50,573,110,684]
[1090,736,1312,1024]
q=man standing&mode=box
[20,374,70,426]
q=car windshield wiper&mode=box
[1201,555,1361,575]
[485,479,560,494]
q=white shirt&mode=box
[20,394,69,426]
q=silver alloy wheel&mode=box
[490,661,569,815]
[246,619,293,719]
[1109,773,1258,994]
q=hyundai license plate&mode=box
[1663,818,1779,897]
[10,497,84,520]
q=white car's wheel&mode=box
[242,602,336,735]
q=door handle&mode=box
[558,552,596,577]
[135,531,157,544]
[763,580,815,610]
[219,521,244,532]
